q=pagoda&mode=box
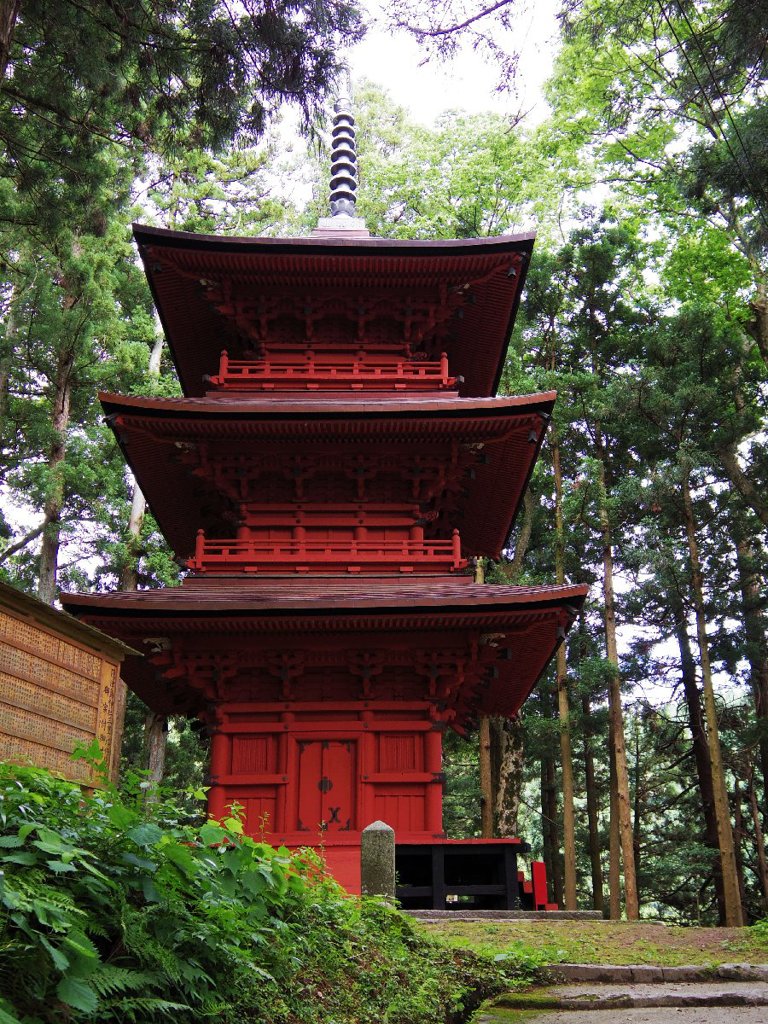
[63,97,587,901]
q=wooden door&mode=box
[297,739,356,833]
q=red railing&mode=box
[187,528,465,574]
[207,350,456,391]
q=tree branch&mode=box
[0,522,45,563]
[394,0,515,39]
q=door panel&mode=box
[296,739,356,833]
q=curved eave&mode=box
[133,223,535,399]
[61,581,588,722]
[100,391,555,560]
[61,578,587,614]
[99,390,556,420]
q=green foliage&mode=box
[1,0,364,233]
[0,761,516,1023]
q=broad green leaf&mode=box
[47,859,77,873]
[32,829,75,856]
[121,851,157,872]
[56,975,98,1013]
[162,842,198,876]
[240,870,266,896]
[141,876,160,902]
[199,822,226,846]
[63,928,99,962]
[107,803,136,829]
[40,935,70,972]
[0,998,24,1024]
[2,852,38,866]
[126,823,163,847]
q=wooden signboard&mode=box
[0,581,135,786]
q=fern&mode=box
[100,997,191,1022]
[89,964,162,998]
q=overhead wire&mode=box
[654,0,768,236]
[672,1,768,227]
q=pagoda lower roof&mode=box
[133,224,534,399]
[61,577,588,722]
[101,390,555,560]
[62,574,586,614]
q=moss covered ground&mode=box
[421,919,768,968]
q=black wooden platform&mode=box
[395,839,530,911]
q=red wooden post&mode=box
[191,528,205,569]
[452,528,462,569]
[209,722,231,822]
[531,860,551,909]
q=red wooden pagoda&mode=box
[63,98,586,900]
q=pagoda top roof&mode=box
[133,223,534,399]
[61,576,587,723]
[101,390,555,561]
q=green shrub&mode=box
[0,759,517,1023]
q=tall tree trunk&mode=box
[747,279,768,368]
[120,334,167,778]
[0,0,20,81]
[748,771,768,913]
[488,488,535,838]
[119,334,165,591]
[734,529,768,823]
[504,488,534,581]
[479,716,493,837]
[144,711,168,796]
[475,557,494,836]
[608,734,621,919]
[733,778,748,914]
[37,345,74,604]
[594,427,639,919]
[541,750,563,905]
[552,434,577,908]
[632,717,642,890]
[718,444,768,529]
[492,715,524,836]
[670,586,726,922]
[119,485,147,591]
[0,293,17,448]
[582,692,604,912]
[681,470,744,926]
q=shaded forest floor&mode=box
[421,920,768,967]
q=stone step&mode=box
[549,963,768,984]
[493,980,768,1011]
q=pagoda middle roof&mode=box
[133,224,535,399]
[101,390,555,561]
[61,576,588,722]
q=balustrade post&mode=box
[194,528,205,566]
[452,528,462,568]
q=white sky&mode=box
[347,0,560,125]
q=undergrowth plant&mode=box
[0,754,524,1023]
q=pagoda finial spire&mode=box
[329,83,357,218]
[313,75,369,237]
